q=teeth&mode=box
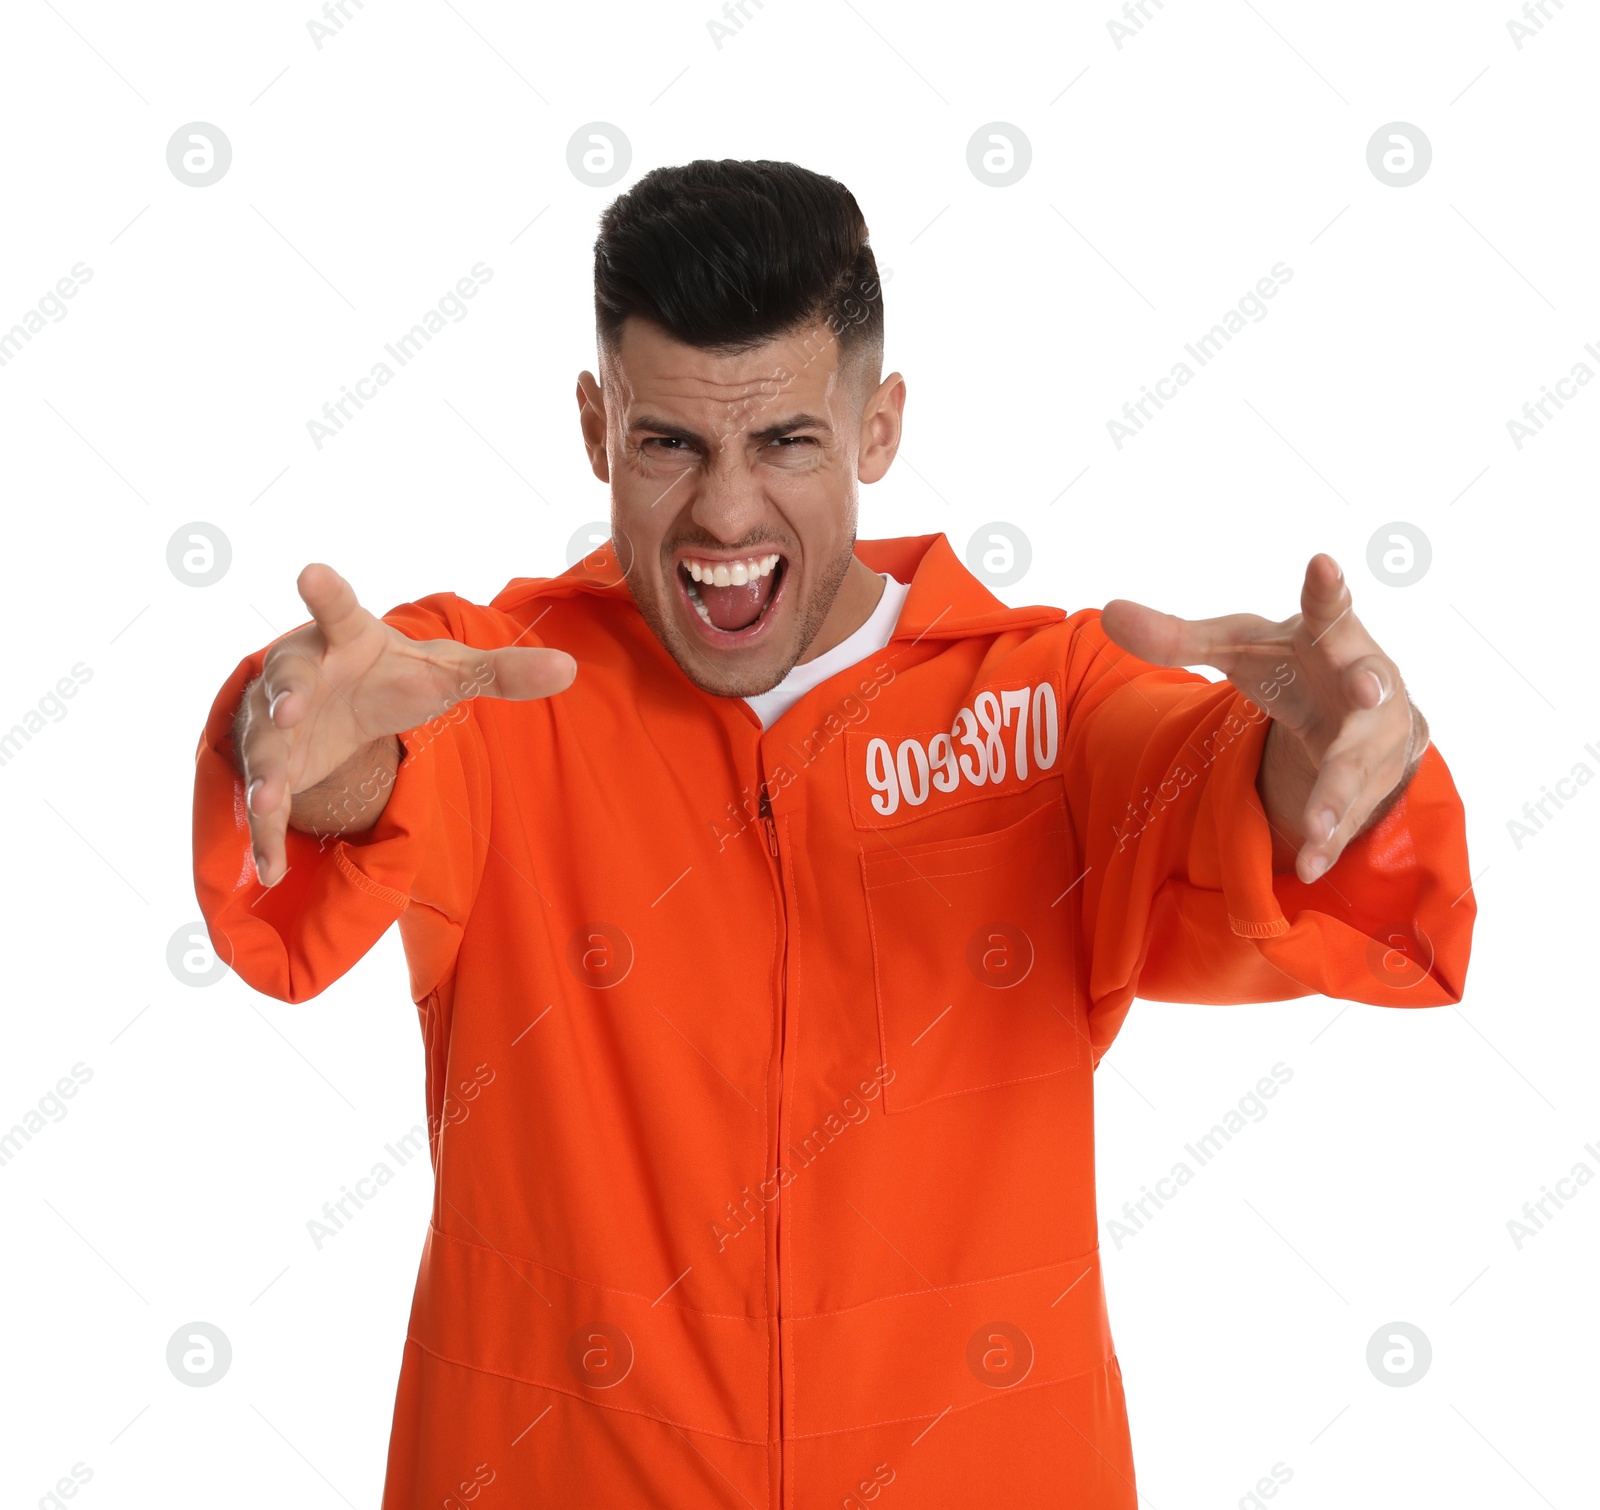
[683,553,784,630]
[684,552,780,586]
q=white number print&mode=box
[866,682,1059,817]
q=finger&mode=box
[472,645,578,702]
[1298,552,1347,628]
[1297,557,1399,717]
[237,683,294,886]
[1297,552,1370,657]
[425,643,577,706]
[1341,652,1397,712]
[296,563,371,650]
[1296,716,1409,881]
[1100,599,1272,673]
[259,644,320,732]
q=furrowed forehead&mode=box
[603,318,875,428]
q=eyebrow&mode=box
[629,412,834,445]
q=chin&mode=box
[672,639,799,700]
[627,588,790,700]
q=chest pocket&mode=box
[859,785,1086,1114]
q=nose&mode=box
[688,438,769,544]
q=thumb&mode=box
[1100,598,1195,666]
[466,645,578,702]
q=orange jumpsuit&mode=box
[192,532,1475,1508]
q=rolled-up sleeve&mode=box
[1059,609,1476,1058]
[190,594,496,1005]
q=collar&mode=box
[857,533,1064,642]
[493,532,1064,642]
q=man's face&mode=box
[576,317,904,697]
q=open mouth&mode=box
[676,549,788,643]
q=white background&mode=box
[1,0,1595,1505]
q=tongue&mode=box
[698,568,776,631]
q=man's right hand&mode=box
[235,563,577,886]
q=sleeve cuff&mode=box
[1198,692,1475,1006]
[1185,690,1289,938]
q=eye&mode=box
[643,436,692,451]
[768,435,817,448]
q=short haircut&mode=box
[593,159,883,385]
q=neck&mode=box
[796,555,885,665]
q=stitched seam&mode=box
[786,1248,1102,1323]
[884,1062,1077,1110]
[864,844,1068,890]
[1230,915,1291,938]
[858,793,1067,880]
[776,806,794,1494]
[858,797,1067,874]
[432,1227,766,1322]
[851,776,1066,832]
[334,843,409,909]
[765,808,781,1491]
[861,847,894,1140]
[403,1336,768,1447]
[784,1348,1118,1441]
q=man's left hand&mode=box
[1100,553,1428,884]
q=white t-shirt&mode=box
[742,573,911,730]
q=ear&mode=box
[576,371,610,483]
[857,370,906,485]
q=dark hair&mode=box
[593,159,883,380]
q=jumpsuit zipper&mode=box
[756,778,786,1507]
[760,789,779,857]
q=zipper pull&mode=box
[758,787,779,857]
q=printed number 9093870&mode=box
[864,682,1059,817]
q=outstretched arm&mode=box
[1060,555,1474,1057]
[1102,552,1429,883]
[233,563,575,885]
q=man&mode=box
[193,159,1474,1507]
